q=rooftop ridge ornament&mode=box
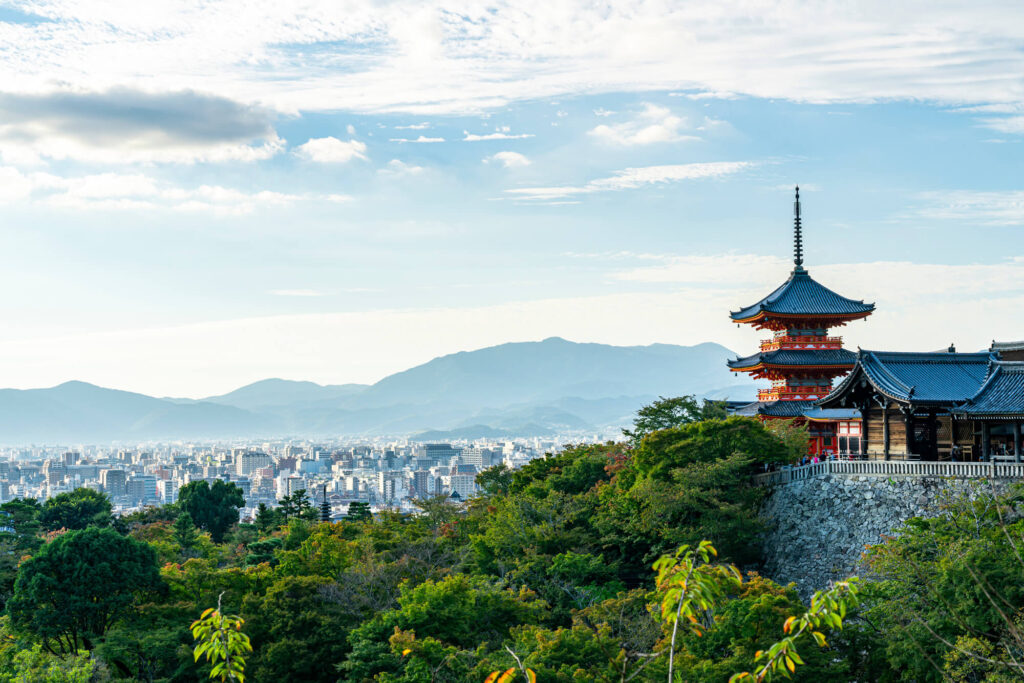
[793,185,804,271]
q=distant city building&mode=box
[100,469,127,498]
[127,474,158,505]
[236,451,272,477]
[450,465,478,500]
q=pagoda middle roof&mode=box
[730,267,875,322]
[955,361,1024,417]
[741,400,818,418]
[820,350,996,406]
[728,348,857,371]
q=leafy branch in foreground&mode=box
[653,540,742,682]
[191,592,252,683]
[730,578,860,682]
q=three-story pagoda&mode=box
[728,187,875,455]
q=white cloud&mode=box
[463,131,534,141]
[593,108,615,117]
[979,117,1024,134]
[486,151,530,168]
[588,103,696,146]
[395,122,431,129]
[294,136,368,163]
[379,159,425,176]
[2,2,1019,117]
[388,135,445,143]
[271,289,326,297]
[0,166,347,214]
[506,161,754,200]
[915,190,1024,225]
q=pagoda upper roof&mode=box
[819,350,995,407]
[954,361,1024,417]
[730,267,875,324]
[728,347,857,371]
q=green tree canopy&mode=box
[342,574,547,681]
[177,480,245,544]
[345,501,372,522]
[475,463,513,496]
[623,395,728,445]
[242,576,358,682]
[631,415,789,480]
[254,503,279,534]
[279,489,317,522]
[8,527,164,654]
[38,488,112,532]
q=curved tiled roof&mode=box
[957,361,1024,416]
[730,268,875,322]
[821,350,995,406]
[758,400,818,418]
[728,348,857,371]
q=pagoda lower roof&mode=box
[730,267,874,324]
[732,401,859,420]
[728,348,857,372]
[732,400,817,418]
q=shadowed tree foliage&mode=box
[254,502,279,534]
[178,480,245,544]
[173,511,198,551]
[38,488,112,532]
[8,527,164,654]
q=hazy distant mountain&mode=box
[201,378,368,412]
[353,337,741,408]
[0,381,270,444]
[410,424,555,441]
[0,338,760,444]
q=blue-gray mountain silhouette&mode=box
[0,338,756,443]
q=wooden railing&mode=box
[760,335,843,351]
[753,459,1024,486]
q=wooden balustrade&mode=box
[752,459,1024,486]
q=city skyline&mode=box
[0,2,1021,396]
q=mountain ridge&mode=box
[0,338,759,444]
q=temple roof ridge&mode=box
[819,349,996,407]
[956,360,1024,416]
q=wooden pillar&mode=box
[928,410,938,461]
[1015,422,1022,463]
[950,414,958,459]
[883,401,890,460]
[860,402,869,457]
[903,406,915,459]
[982,422,991,461]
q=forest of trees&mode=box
[0,406,1021,682]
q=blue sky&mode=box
[0,1,1021,396]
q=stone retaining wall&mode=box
[759,473,1012,596]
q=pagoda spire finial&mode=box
[793,185,804,271]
